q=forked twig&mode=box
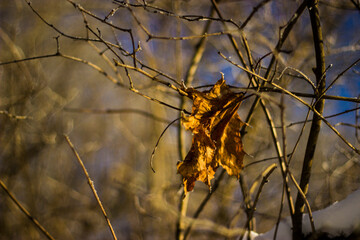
[288,170,316,233]
[112,59,186,94]
[210,0,252,82]
[64,135,118,240]
[239,174,254,235]
[281,94,316,234]
[319,57,360,101]
[24,0,104,44]
[277,66,317,92]
[219,52,360,155]
[239,163,277,240]
[114,0,241,28]
[66,0,137,67]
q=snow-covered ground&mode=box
[245,188,360,240]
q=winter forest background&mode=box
[0,0,359,239]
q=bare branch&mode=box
[0,179,55,240]
[64,135,118,240]
[294,1,327,237]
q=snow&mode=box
[303,188,360,237]
[245,188,360,240]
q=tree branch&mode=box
[293,1,326,238]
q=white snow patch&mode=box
[243,188,360,240]
[303,188,360,237]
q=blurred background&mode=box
[0,0,359,239]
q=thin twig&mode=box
[0,53,59,66]
[114,0,241,29]
[281,94,316,234]
[87,40,124,85]
[277,66,317,92]
[267,0,308,80]
[219,52,360,155]
[247,87,360,103]
[0,110,30,120]
[64,135,118,240]
[23,1,193,116]
[239,163,277,240]
[319,57,360,101]
[288,170,316,233]
[286,107,312,166]
[64,107,170,123]
[286,106,360,128]
[273,185,285,240]
[63,52,188,113]
[239,173,254,236]
[61,54,122,86]
[244,154,292,168]
[61,54,190,114]
[240,0,271,29]
[335,122,360,129]
[124,2,236,42]
[129,87,190,114]
[239,163,276,240]
[66,0,137,67]
[0,179,55,240]
[229,86,359,103]
[150,117,181,173]
[85,25,135,88]
[24,0,105,43]
[113,59,186,95]
[259,98,295,215]
[210,0,252,82]
[82,11,178,86]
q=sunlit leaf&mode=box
[177,79,245,195]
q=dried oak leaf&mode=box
[177,79,245,195]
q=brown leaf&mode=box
[177,79,245,195]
